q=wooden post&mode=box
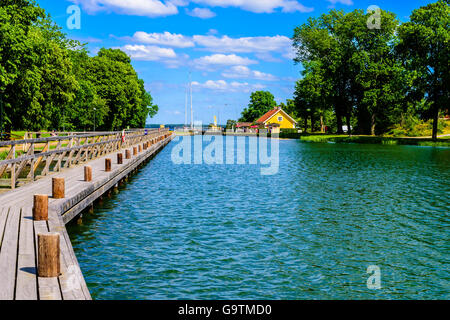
[126,150,131,159]
[105,158,112,172]
[37,233,60,278]
[117,153,123,164]
[33,195,48,221]
[84,166,92,182]
[133,147,137,156]
[52,178,65,199]
[138,145,142,153]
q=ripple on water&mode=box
[67,137,450,300]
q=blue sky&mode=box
[36,0,433,125]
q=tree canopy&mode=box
[0,0,158,132]
[397,0,449,139]
[239,91,277,122]
[291,1,449,138]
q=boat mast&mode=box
[190,72,193,130]
[185,84,188,128]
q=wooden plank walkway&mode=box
[0,132,175,300]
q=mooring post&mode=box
[117,153,123,164]
[105,158,112,172]
[37,233,60,278]
[33,195,48,221]
[126,149,131,159]
[138,145,142,153]
[52,178,65,199]
[133,147,137,156]
[84,166,92,182]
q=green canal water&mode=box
[67,136,449,300]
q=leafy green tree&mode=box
[225,119,236,130]
[63,49,107,131]
[397,0,449,140]
[294,60,332,132]
[0,0,77,131]
[0,0,158,133]
[239,91,277,122]
[293,10,358,133]
[85,48,158,130]
[350,9,409,135]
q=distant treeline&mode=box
[291,0,449,139]
[0,0,158,132]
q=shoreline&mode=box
[294,135,450,147]
[173,131,450,147]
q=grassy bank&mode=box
[293,134,450,147]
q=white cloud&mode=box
[70,0,179,17]
[254,52,282,63]
[120,44,189,68]
[121,44,177,61]
[222,66,278,81]
[192,80,265,92]
[207,29,219,35]
[70,0,313,17]
[326,0,354,6]
[132,31,195,48]
[129,33,293,57]
[192,54,257,70]
[282,46,296,60]
[186,7,216,18]
[193,35,292,54]
[192,0,313,13]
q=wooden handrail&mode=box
[0,129,163,147]
[0,128,171,189]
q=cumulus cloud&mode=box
[132,31,195,48]
[192,34,292,54]
[70,0,179,17]
[186,7,216,18]
[192,80,265,92]
[192,54,258,70]
[192,0,313,13]
[326,0,354,6]
[222,66,278,81]
[69,0,313,17]
[120,44,189,68]
[121,44,177,61]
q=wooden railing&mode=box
[0,129,170,189]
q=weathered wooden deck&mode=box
[0,131,175,300]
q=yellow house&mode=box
[256,107,297,129]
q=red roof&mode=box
[256,108,280,123]
[236,122,253,128]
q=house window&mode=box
[278,116,283,122]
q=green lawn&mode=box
[297,134,450,147]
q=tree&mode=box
[293,10,358,134]
[294,60,332,133]
[397,0,449,140]
[85,48,158,130]
[225,119,236,130]
[350,9,408,135]
[0,0,77,131]
[0,0,158,132]
[239,91,277,122]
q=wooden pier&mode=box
[0,129,175,300]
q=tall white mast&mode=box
[190,72,193,130]
[185,84,188,128]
